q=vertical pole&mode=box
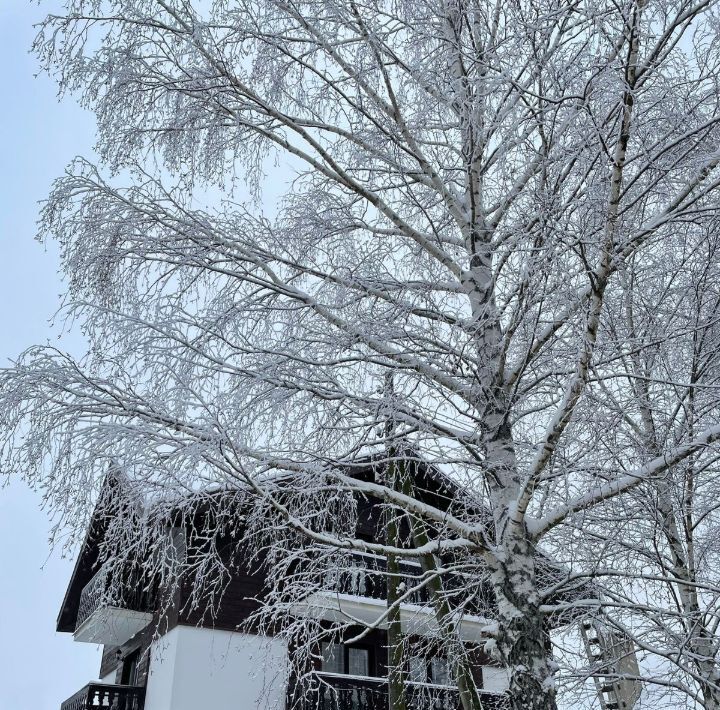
[410,512,485,710]
[384,373,407,710]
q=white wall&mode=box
[482,666,510,693]
[144,626,288,710]
[100,670,117,684]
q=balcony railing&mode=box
[76,564,154,630]
[296,672,508,710]
[60,683,145,710]
[323,554,429,605]
[73,564,155,645]
[320,553,494,617]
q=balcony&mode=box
[60,683,145,710]
[291,553,493,642]
[297,672,508,710]
[324,554,430,604]
[73,564,154,645]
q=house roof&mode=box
[56,468,139,632]
[56,450,588,633]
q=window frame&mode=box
[407,654,453,687]
[120,648,141,686]
[320,642,375,678]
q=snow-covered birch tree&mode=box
[4,1,720,709]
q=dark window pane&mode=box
[431,657,451,686]
[409,656,428,683]
[348,647,369,677]
[321,643,344,674]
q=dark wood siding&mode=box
[177,542,267,631]
[99,625,154,686]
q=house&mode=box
[55,456,550,710]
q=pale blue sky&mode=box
[0,2,102,708]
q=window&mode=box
[408,655,452,686]
[430,657,451,686]
[320,643,372,677]
[408,656,428,683]
[348,647,369,677]
[321,643,344,674]
[120,649,140,686]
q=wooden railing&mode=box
[296,672,508,710]
[76,564,154,629]
[60,683,145,710]
[314,673,386,710]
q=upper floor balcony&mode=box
[292,552,494,643]
[73,563,154,646]
[60,683,145,710]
